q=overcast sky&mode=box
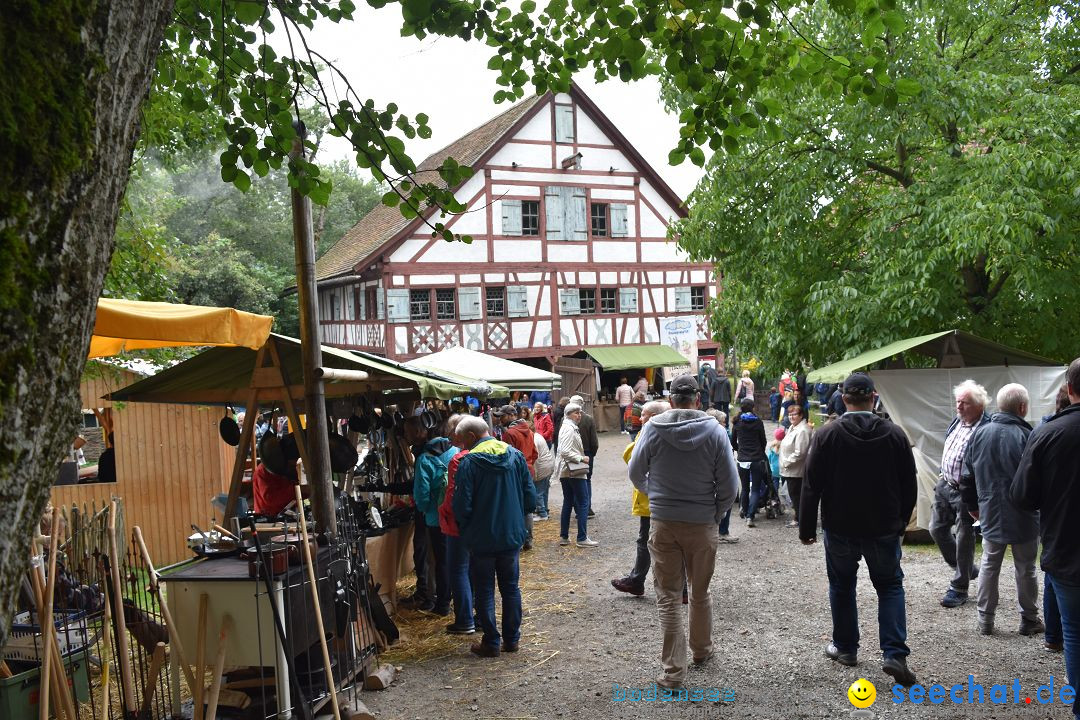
[309,8,705,199]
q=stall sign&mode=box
[659,316,699,382]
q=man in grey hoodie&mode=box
[628,374,740,688]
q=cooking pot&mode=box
[259,430,288,476]
[245,542,296,577]
[219,408,241,446]
[269,533,319,563]
[279,431,358,473]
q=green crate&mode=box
[0,649,91,719]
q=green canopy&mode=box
[405,346,561,393]
[581,344,689,371]
[806,330,1058,384]
[106,334,506,405]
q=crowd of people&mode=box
[395,357,1080,718]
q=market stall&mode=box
[405,346,561,394]
[575,345,690,431]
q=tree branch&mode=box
[865,159,913,187]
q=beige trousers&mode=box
[648,518,719,685]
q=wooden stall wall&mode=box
[52,364,232,565]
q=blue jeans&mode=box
[738,460,769,519]
[823,531,909,660]
[560,477,589,541]
[446,534,473,630]
[586,455,596,512]
[534,475,550,517]
[1046,573,1080,718]
[470,550,522,649]
[719,508,732,535]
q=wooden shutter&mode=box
[507,286,529,317]
[385,289,409,323]
[545,187,564,240]
[618,287,638,313]
[458,286,482,320]
[501,199,522,236]
[569,187,587,240]
[673,287,691,312]
[559,289,580,316]
[555,104,575,143]
[610,204,629,237]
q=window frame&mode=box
[521,200,540,237]
[690,286,707,311]
[435,288,456,320]
[486,286,506,318]
[599,287,617,313]
[578,287,596,315]
[590,203,609,238]
[409,289,432,321]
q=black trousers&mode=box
[411,508,432,601]
[783,476,803,521]
[426,522,451,611]
[629,516,651,584]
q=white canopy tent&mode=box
[807,330,1066,529]
[405,346,561,393]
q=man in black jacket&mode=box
[800,373,918,687]
[731,397,767,527]
[709,368,733,425]
[1011,357,1080,720]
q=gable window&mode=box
[486,287,506,317]
[599,288,617,313]
[436,288,456,319]
[578,288,596,315]
[409,289,431,321]
[591,203,609,237]
[521,201,539,236]
[690,286,707,311]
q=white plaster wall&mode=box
[579,147,633,174]
[575,110,612,146]
[534,320,553,347]
[561,272,577,285]
[640,241,687,263]
[493,239,543,262]
[588,318,614,344]
[515,104,552,141]
[451,203,489,235]
[646,271,665,284]
[592,241,636,263]
[419,238,488,263]
[392,275,406,285]
[537,286,551,315]
[619,272,633,284]
[389,238,427,262]
[485,273,505,282]
[492,184,540,197]
[572,319,586,345]
[640,180,680,223]
[643,319,660,343]
[641,286,656,314]
[488,142,553,169]
[553,93,572,104]
[491,169,635,187]
[548,244,588,262]
[394,326,408,354]
[517,273,542,282]
[511,321,532,348]
[462,323,484,350]
[690,270,709,284]
[460,274,480,283]
[579,271,596,285]
[590,188,635,201]
[666,271,681,283]
[639,202,669,238]
[599,272,617,284]
[408,274,456,286]
[624,319,641,344]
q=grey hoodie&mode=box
[628,409,740,525]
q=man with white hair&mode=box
[931,379,991,608]
[959,383,1042,636]
[569,394,599,517]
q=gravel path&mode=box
[359,430,1072,719]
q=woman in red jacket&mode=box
[533,402,554,445]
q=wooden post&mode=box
[194,594,208,720]
[290,124,337,537]
[39,513,60,720]
[108,501,137,715]
[223,378,262,524]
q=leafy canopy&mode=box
[153,0,911,242]
[672,0,1080,373]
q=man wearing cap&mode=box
[800,373,919,687]
[628,374,740,688]
[569,395,600,518]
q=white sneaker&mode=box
[746,517,756,528]
[576,537,600,548]
[559,537,571,546]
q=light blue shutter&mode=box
[545,187,564,240]
[674,287,691,312]
[618,288,638,313]
[555,105,575,143]
[610,204,629,237]
[501,199,522,236]
[386,289,410,323]
[375,287,385,320]
[569,187,587,240]
[560,289,580,316]
[507,286,529,317]
[458,287,482,320]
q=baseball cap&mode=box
[493,404,518,417]
[842,373,875,396]
[570,395,584,405]
[669,375,700,395]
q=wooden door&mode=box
[553,357,596,415]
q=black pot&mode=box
[279,431,358,474]
[259,431,287,475]
[420,409,440,430]
[219,408,241,446]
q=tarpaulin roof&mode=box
[806,330,1059,383]
[580,345,689,371]
[89,298,273,358]
[405,347,561,393]
[106,334,506,405]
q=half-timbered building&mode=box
[315,83,716,369]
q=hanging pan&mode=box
[219,406,241,446]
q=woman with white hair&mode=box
[555,403,598,548]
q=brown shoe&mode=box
[611,577,646,596]
[470,642,500,658]
[503,641,520,652]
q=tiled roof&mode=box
[315,94,545,281]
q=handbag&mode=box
[566,460,590,478]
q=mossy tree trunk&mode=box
[0,0,174,645]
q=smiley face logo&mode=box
[848,678,876,708]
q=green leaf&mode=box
[233,170,251,192]
[668,149,686,165]
[382,191,400,207]
[234,1,266,25]
[895,78,922,95]
[882,10,906,34]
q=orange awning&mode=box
[89,298,273,358]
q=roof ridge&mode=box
[416,93,546,169]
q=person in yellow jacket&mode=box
[611,400,670,596]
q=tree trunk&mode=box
[0,0,174,646]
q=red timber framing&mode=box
[316,83,716,362]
